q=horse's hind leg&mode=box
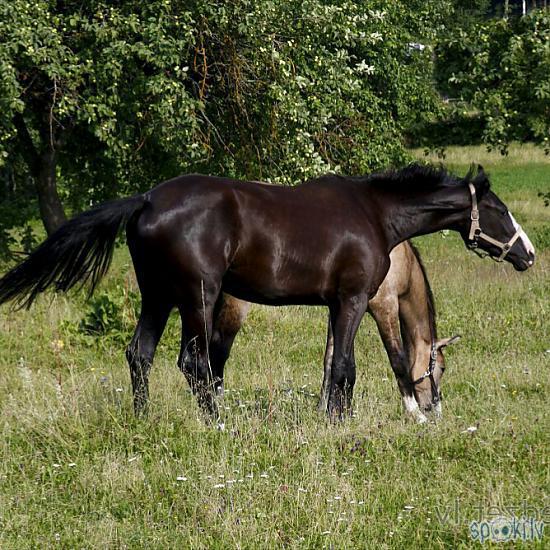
[177,284,221,422]
[126,299,172,416]
[318,314,334,412]
[209,295,251,397]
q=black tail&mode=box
[0,195,147,308]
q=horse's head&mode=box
[412,335,460,418]
[459,166,535,271]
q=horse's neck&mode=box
[376,187,469,251]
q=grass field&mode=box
[0,146,549,548]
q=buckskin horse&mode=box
[210,241,460,424]
[0,164,535,422]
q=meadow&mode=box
[0,146,548,548]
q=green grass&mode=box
[1,146,549,548]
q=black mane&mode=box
[364,163,459,191]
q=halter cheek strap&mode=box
[467,183,523,262]
[411,341,440,404]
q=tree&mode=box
[436,11,550,153]
[0,0,203,234]
[0,0,450,238]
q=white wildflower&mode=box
[463,426,478,434]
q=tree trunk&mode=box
[13,112,67,235]
[35,150,67,235]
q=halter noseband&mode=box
[467,183,522,262]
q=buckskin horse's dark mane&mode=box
[407,241,437,338]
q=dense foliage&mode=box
[436,11,550,154]
[0,0,449,238]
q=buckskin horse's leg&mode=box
[318,314,334,413]
[370,297,428,424]
[126,299,172,416]
[209,295,251,397]
[177,285,221,423]
[327,294,369,420]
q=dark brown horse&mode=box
[210,241,460,423]
[0,164,535,421]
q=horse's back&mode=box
[127,173,389,305]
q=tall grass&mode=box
[0,148,548,548]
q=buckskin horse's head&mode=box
[412,335,461,419]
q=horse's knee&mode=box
[331,357,356,390]
[179,348,219,418]
[126,340,152,415]
[209,333,232,374]
[179,351,211,384]
[126,334,156,365]
[125,341,137,365]
[388,349,409,380]
[126,341,151,373]
[328,357,356,419]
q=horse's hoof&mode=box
[416,413,428,424]
[317,400,328,413]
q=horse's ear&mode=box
[470,164,490,198]
[436,335,461,351]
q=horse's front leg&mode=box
[177,285,222,424]
[318,313,334,412]
[370,300,428,424]
[327,294,369,420]
[209,295,251,398]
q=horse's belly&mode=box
[221,269,326,306]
